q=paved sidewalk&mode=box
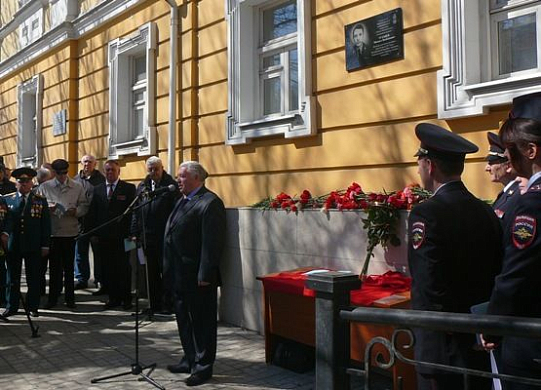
[0,287,319,390]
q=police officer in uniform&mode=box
[2,168,51,318]
[408,123,503,390]
[483,92,541,390]
[485,132,522,227]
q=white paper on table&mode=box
[302,269,329,275]
[137,247,146,265]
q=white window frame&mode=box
[438,0,541,119]
[225,0,314,145]
[17,74,43,168]
[108,22,157,159]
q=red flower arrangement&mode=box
[253,183,431,278]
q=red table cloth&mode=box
[260,268,411,307]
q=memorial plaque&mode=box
[345,8,404,72]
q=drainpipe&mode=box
[164,0,179,174]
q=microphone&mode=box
[147,184,177,197]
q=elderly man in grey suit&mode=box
[164,161,226,387]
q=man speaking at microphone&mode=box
[131,157,179,315]
[164,161,226,387]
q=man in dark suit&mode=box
[131,156,180,314]
[483,93,541,390]
[164,161,226,387]
[408,123,503,390]
[86,160,136,310]
[3,168,50,318]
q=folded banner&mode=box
[260,268,410,307]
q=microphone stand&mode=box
[84,191,170,390]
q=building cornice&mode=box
[0,0,148,81]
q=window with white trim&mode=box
[17,75,43,168]
[108,23,156,158]
[19,9,43,47]
[438,0,541,119]
[226,0,314,145]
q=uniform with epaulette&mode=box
[408,123,502,390]
[2,168,51,318]
[486,93,541,389]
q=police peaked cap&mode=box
[12,167,37,181]
[414,123,478,161]
[51,159,69,172]
[486,132,507,163]
[509,92,541,122]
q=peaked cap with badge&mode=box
[408,123,503,385]
[486,132,508,164]
[11,167,37,182]
[509,91,541,122]
[414,123,478,161]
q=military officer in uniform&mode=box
[408,123,503,390]
[2,168,51,318]
[483,92,541,390]
[485,132,522,228]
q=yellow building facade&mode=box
[0,0,535,206]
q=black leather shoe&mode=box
[74,281,88,290]
[92,288,108,296]
[104,300,121,309]
[1,309,18,318]
[185,371,212,386]
[30,310,39,317]
[167,363,191,374]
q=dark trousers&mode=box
[144,241,164,311]
[0,256,6,306]
[48,237,76,305]
[500,337,541,390]
[99,237,131,303]
[40,253,49,295]
[6,251,41,311]
[174,286,217,375]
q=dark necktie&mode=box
[166,197,189,230]
[107,184,114,200]
[20,195,26,210]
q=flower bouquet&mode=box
[252,183,431,278]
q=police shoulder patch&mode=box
[512,215,537,249]
[411,221,425,250]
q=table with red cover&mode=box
[257,267,415,390]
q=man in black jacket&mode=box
[131,156,180,314]
[86,160,136,310]
[164,161,226,387]
[408,123,503,390]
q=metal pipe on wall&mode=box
[164,0,179,174]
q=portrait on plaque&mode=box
[345,8,404,72]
